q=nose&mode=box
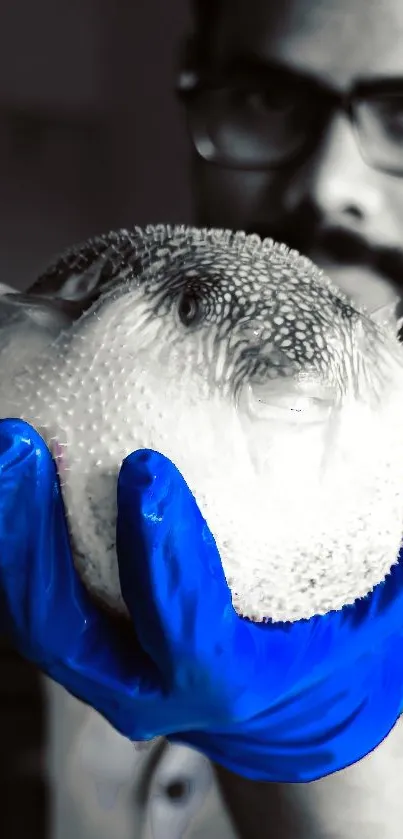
[284,111,386,230]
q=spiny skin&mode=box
[1,224,403,623]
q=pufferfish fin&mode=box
[25,229,145,322]
[0,282,19,296]
[369,298,403,337]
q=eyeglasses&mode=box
[177,63,403,176]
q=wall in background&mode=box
[0,0,193,289]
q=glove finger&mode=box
[116,449,238,692]
[117,448,342,727]
[0,419,168,736]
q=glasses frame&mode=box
[176,66,403,177]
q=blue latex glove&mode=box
[2,417,403,783]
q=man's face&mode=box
[184,0,403,312]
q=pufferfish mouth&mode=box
[243,380,337,425]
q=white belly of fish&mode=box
[2,289,403,624]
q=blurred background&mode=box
[0,0,193,292]
[0,2,236,838]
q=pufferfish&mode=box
[1,223,403,625]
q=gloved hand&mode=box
[1,418,403,783]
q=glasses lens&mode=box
[187,82,319,169]
[353,94,403,175]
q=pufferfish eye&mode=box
[177,289,205,327]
